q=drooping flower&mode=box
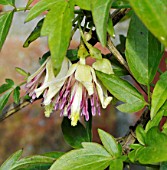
[26,55,113,126]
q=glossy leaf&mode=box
[0,150,22,170]
[135,125,146,145]
[96,71,146,113]
[160,162,167,170]
[73,0,91,10]
[0,11,14,49]
[0,0,15,6]
[145,108,164,132]
[66,49,78,62]
[11,155,55,170]
[42,152,64,159]
[61,117,89,148]
[112,0,130,8]
[91,0,113,46]
[41,1,73,74]
[0,79,14,94]
[151,71,167,119]
[107,18,115,38]
[13,86,20,104]
[109,159,123,170]
[129,0,167,47]
[0,91,12,112]
[25,0,62,22]
[98,129,119,157]
[50,142,112,170]
[23,18,44,48]
[135,127,167,164]
[126,13,163,85]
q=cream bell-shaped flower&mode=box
[53,57,113,126]
[26,55,113,126]
[25,57,71,107]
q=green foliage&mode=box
[1,0,167,169]
[129,0,167,47]
[23,18,44,48]
[91,0,113,46]
[0,150,22,170]
[0,0,15,6]
[151,71,167,119]
[50,129,125,170]
[112,0,130,8]
[41,1,74,75]
[126,13,164,85]
[61,117,90,148]
[72,0,91,10]
[0,11,14,49]
[96,71,146,113]
[130,127,167,164]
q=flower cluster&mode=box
[26,56,113,126]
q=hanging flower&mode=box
[26,54,113,126]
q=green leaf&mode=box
[0,0,15,6]
[50,142,112,170]
[96,71,146,113]
[145,108,164,132]
[91,0,113,46]
[150,71,167,119]
[23,18,44,48]
[135,125,146,145]
[107,18,115,38]
[135,127,167,164]
[11,155,55,170]
[125,13,164,85]
[66,49,78,62]
[128,0,167,47]
[160,162,167,170]
[109,159,123,170]
[0,11,14,49]
[42,152,64,159]
[0,79,14,94]
[15,67,29,77]
[0,91,12,112]
[25,0,62,22]
[25,0,34,10]
[0,150,22,170]
[13,86,20,104]
[61,117,89,148]
[112,0,130,8]
[41,1,73,75]
[98,129,119,157]
[72,0,91,10]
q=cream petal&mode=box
[75,64,94,96]
[92,58,114,74]
[70,83,83,126]
[43,58,72,105]
[91,68,112,108]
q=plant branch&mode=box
[0,97,31,122]
[107,38,148,96]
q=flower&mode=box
[26,55,113,126]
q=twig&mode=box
[0,98,30,122]
[107,38,148,96]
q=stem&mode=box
[107,38,148,96]
[0,97,30,122]
[147,85,151,108]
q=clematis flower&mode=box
[52,57,113,126]
[25,57,71,103]
[26,55,113,126]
